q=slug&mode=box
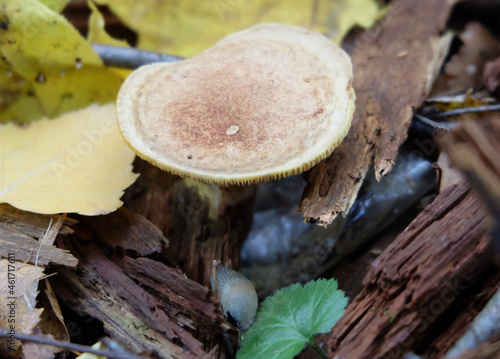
[211,264,258,330]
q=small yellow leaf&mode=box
[37,0,69,13]
[0,0,123,123]
[95,0,381,57]
[87,0,132,79]
[88,0,129,48]
[76,341,107,359]
[0,103,138,215]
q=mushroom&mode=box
[116,23,355,212]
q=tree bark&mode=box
[299,0,455,225]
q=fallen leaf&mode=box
[0,103,138,215]
[76,341,106,359]
[37,0,69,13]
[0,258,45,357]
[40,279,69,343]
[87,0,129,48]
[483,56,500,97]
[440,22,500,94]
[94,0,380,57]
[0,0,123,123]
[437,152,464,192]
[87,1,131,79]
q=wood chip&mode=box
[74,207,169,256]
[0,204,77,267]
[299,0,455,225]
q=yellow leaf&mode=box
[0,0,123,123]
[87,0,131,79]
[76,341,107,359]
[94,0,380,57]
[0,103,138,215]
[87,0,129,48]
[37,0,69,13]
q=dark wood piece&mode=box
[327,182,493,359]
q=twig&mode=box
[91,44,184,69]
[430,104,500,118]
[0,327,145,359]
[414,114,458,131]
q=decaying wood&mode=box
[439,114,500,256]
[75,207,169,256]
[327,182,493,359]
[299,0,455,225]
[0,204,77,267]
[52,208,224,359]
[121,257,221,329]
[123,157,251,286]
[0,204,76,237]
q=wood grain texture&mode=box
[299,0,455,225]
[327,182,493,359]
[0,204,77,267]
[53,208,224,359]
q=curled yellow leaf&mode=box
[0,103,138,215]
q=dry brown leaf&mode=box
[0,258,45,357]
[483,56,500,97]
[437,151,465,192]
[444,22,500,93]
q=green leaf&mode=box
[237,279,347,359]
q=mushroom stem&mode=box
[218,184,258,207]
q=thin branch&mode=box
[430,104,500,118]
[0,327,145,359]
[414,114,458,131]
[91,43,184,69]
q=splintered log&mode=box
[299,0,455,225]
[52,207,223,359]
[327,182,493,359]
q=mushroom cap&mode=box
[116,23,355,186]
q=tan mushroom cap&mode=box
[116,23,355,186]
